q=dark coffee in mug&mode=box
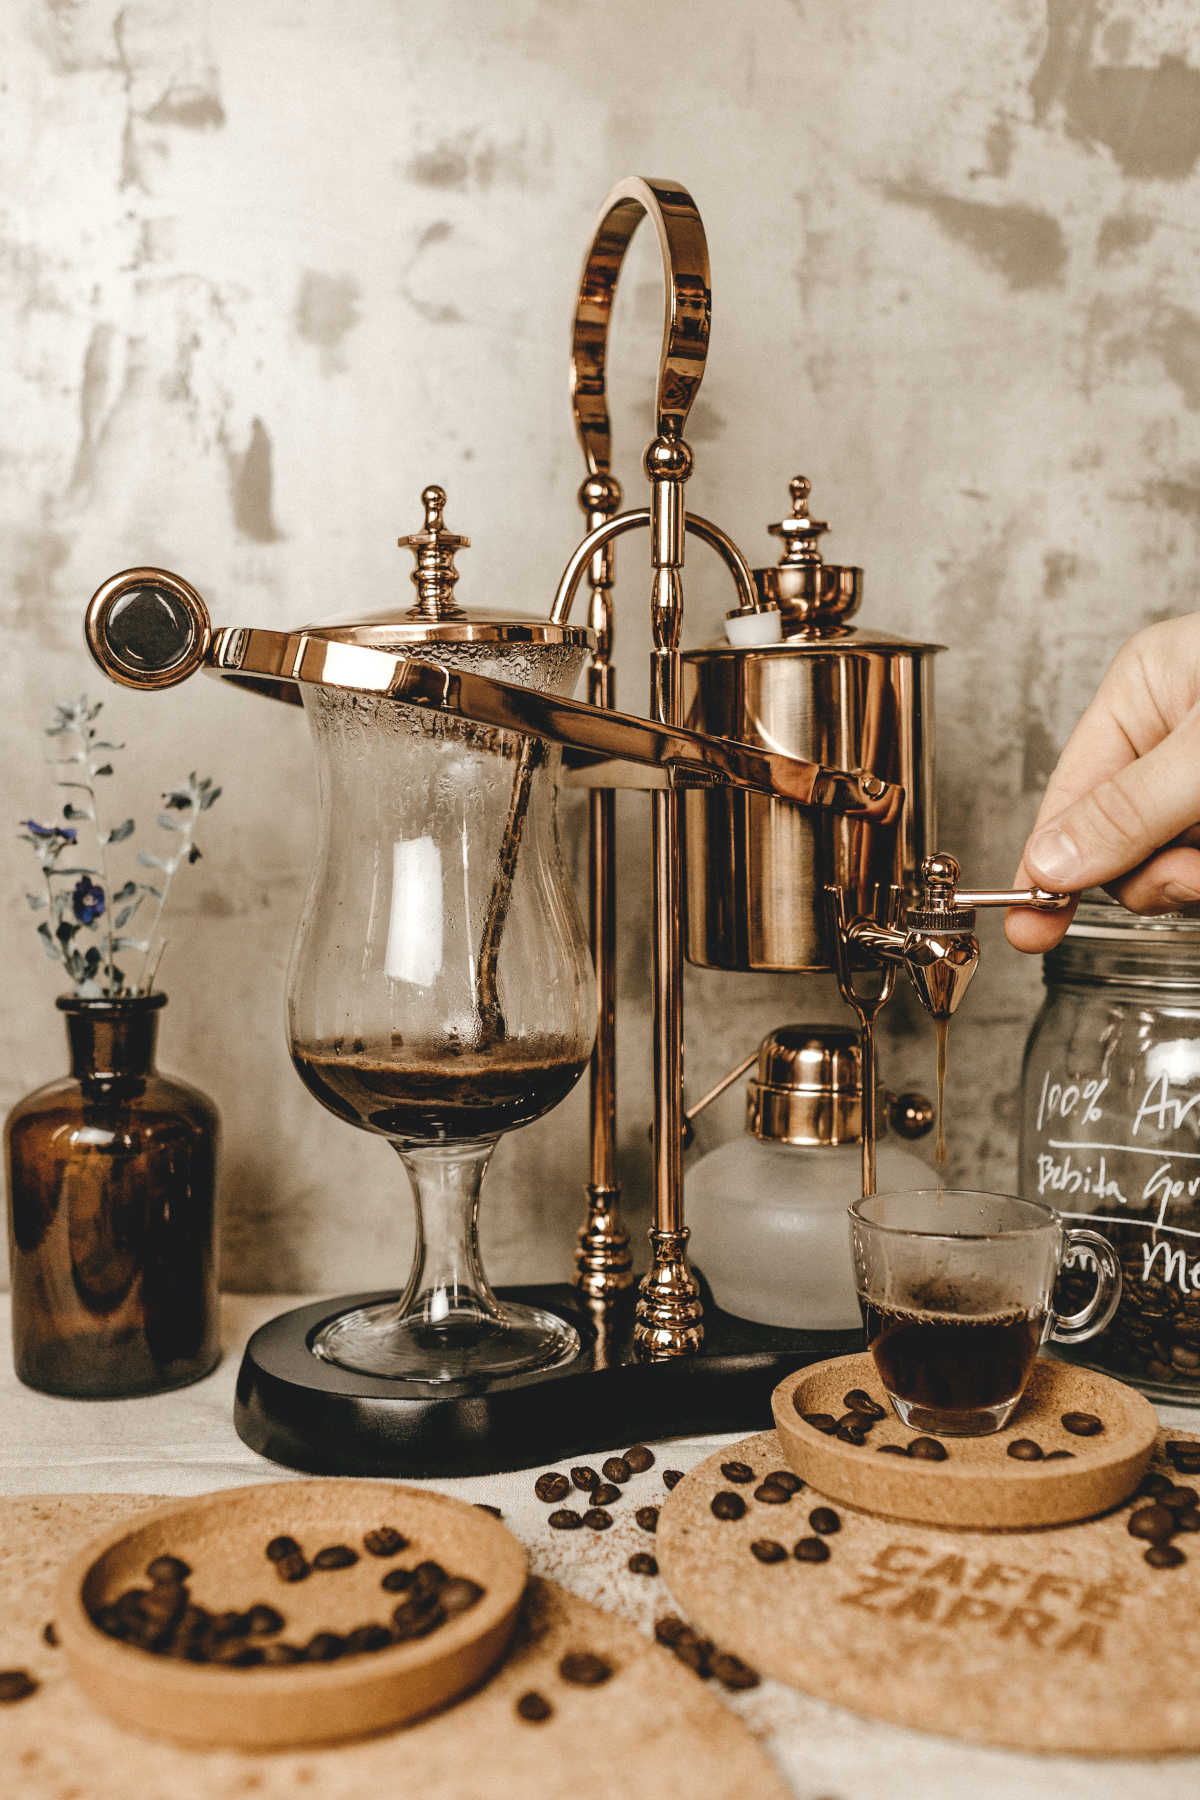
[862,1299,1042,1418]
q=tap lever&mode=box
[908,853,1070,925]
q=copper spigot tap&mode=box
[844,853,980,1020]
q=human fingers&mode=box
[1004,882,1078,953]
[1106,843,1200,914]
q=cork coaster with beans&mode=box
[0,1492,787,1800]
[657,1427,1200,1754]
[773,1352,1156,1528]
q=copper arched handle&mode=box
[569,176,711,475]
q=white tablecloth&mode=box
[4,1291,1198,1800]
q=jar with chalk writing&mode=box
[1020,895,1200,1402]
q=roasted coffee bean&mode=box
[589,1483,621,1507]
[672,1637,714,1677]
[1044,1450,1075,1461]
[1166,1441,1200,1474]
[476,1504,502,1518]
[1175,1506,1200,1532]
[210,1609,252,1641]
[624,1444,655,1474]
[602,1457,632,1485]
[582,1507,614,1531]
[799,1410,838,1434]
[720,1460,755,1484]
[843,1389,887,1419]
[1006,1439,1044,1461]
[266,1535,301,1562]
[516,1690,553,1722]
[411,1561,448,1600]
[764,1470,803,1494]
[636,1506,660,1533]
[793,1537,831,1563]
[381,1567,414,1592]
[1162,1486,1199,1512]
[1061,1411,1103,1437]
[836,1411,875,1434]
[750,1539,787,1564]
[753,1481,792,1504]
[41,1623,58,1648]
[1128,1504,1177,1543]
[0,1670,37,1703]
[1146,1543,1187,1569]
[654,1614,691,1646]
[260,1642,304,1665]
[663,1469,685,1490]
[439,1578,485,1616]
[146,1554,191,1585]
[835,1420,869,1446]
[907,1437,948,1461]
[628,1552,659,1576]
[548,1509,583,1531]
[571,1466,600,1492]
[535,1472,571,1504]
[363,1527,408,1557]
[313,1544,358,1571]
[559,1651,613,1686]
[711,1651,760,1691]
[304,1632,346,1661]
[877,1444,907,1455]
[245,1604,284,1636]
[710,1492,746,1522]
[209,1640,262,1667]
[809,1506,841,1535]
[392,1602,446,1641]
[274,1551,310,1584]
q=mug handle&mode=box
[1048,1228,1123,1345]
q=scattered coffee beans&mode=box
[1146,1543,1186,1569]
[1061,1412,1103,1437]
[363,1526,407,1557]
[1163,1486,1199,1512]
[548,1509,583,1531]
[0,1671,37,1703]
[274,1551,311,1584]
[753,1481,792,1504]
[41,1623,58,1648]
[843,1389,887,1419]
[475,1505,502,1519]
[266,1535,301,1562]
[602,1457,632,1485]
[1044,1450,1075,1461]
[1129,1505,1177,1543]
[382,1568,414,1592]
[635,1506,660,1533]
[710,1492,746,1522]
[582,1508,613,1531]
[1166,1441,1200,1475]
[877,1444,907,1456]
[146,1555,190,1584]
[793,1537,830,1563]
[1176,1507,1200,1532]
[1006,1440,1044,1462]
[535,1472,571,1504]
[764,1470,803,1494]
[835,1419,869,1446]
[516,1690,553,1722]
[799,1410,838,1434]
[1139,1471,1172,1498]
[809,1507,841,1535]
[624,1444,655,1473]
[570,1466,600,1492]
[589,1483,621,1507]
[654,1615,691,1646]
[628,1553,659,1576]
[559,1651,613,1686]
[907,1437,948,1461]
[710,1651,760,1691]
[750,1539,787,1564]
[440,1578,485,1616]
[305,1631,345,1661]
[245,1604,284,1636]
[720,1461,755,1484]
[344,1623,393,1654]
[663,1469,685,1490]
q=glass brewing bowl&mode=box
[287,636,594,1383]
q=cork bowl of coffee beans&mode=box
[55,1480,527,1748]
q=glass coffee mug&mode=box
[848,1191,1122,1436]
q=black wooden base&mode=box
[233,1276,862,1477]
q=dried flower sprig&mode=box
[19,696,221,997]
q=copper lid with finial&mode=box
[302,484,591,651]
[753,475,863,635]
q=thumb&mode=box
[1025,705,1200,892]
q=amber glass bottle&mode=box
[5,993,219,1397]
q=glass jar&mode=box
[5,993,220,1397]
[1019,897,1200,1402]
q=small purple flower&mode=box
[21,819,76,843]
[71,876,105,925]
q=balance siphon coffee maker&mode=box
[80,176,1069,1474]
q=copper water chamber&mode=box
[681,478,940,973]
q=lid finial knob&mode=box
[398,484,470,620]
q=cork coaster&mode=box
[658,1427,1200,1754]
[0,1493,788,1799]
[773,1352,1156,1528]
[55,1481,527,1747]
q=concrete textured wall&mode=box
[4,0,1199,1294]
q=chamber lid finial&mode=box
[397,484,470,620]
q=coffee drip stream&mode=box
[80,175,1070,1474]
